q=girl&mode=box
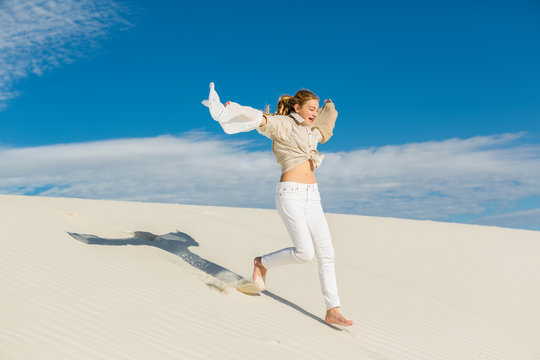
[203,83,352,326]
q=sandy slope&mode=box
[1,194,539,360]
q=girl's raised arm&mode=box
[312,100,337,143]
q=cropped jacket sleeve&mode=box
[256,114,292,141]
[312,101,337,144]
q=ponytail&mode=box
[275,95,295,115]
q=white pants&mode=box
[261,182,341,310]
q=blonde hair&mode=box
[265,89,319,115]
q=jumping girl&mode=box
[202,83,352,326]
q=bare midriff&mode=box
[279,160,317,184]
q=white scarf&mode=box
[201,82,263,134]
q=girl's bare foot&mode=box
[252,257,267,291]
[325,307,353,326]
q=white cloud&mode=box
[317,133,540,220]
[0,132,539,230]
[0,0,129,107]
[0,133,279,207]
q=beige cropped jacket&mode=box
[257,102,337,174]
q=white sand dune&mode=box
[1,194,539,360]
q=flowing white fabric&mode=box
[201,82,263,134]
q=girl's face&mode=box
[294,99,319,124]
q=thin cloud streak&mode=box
[0,0,129,107]
[0,132,539,230]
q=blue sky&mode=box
[1,0,539,231]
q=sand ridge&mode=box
[1,194,539,359]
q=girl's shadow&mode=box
[68,230,341,330]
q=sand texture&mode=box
[1,194,539,359]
